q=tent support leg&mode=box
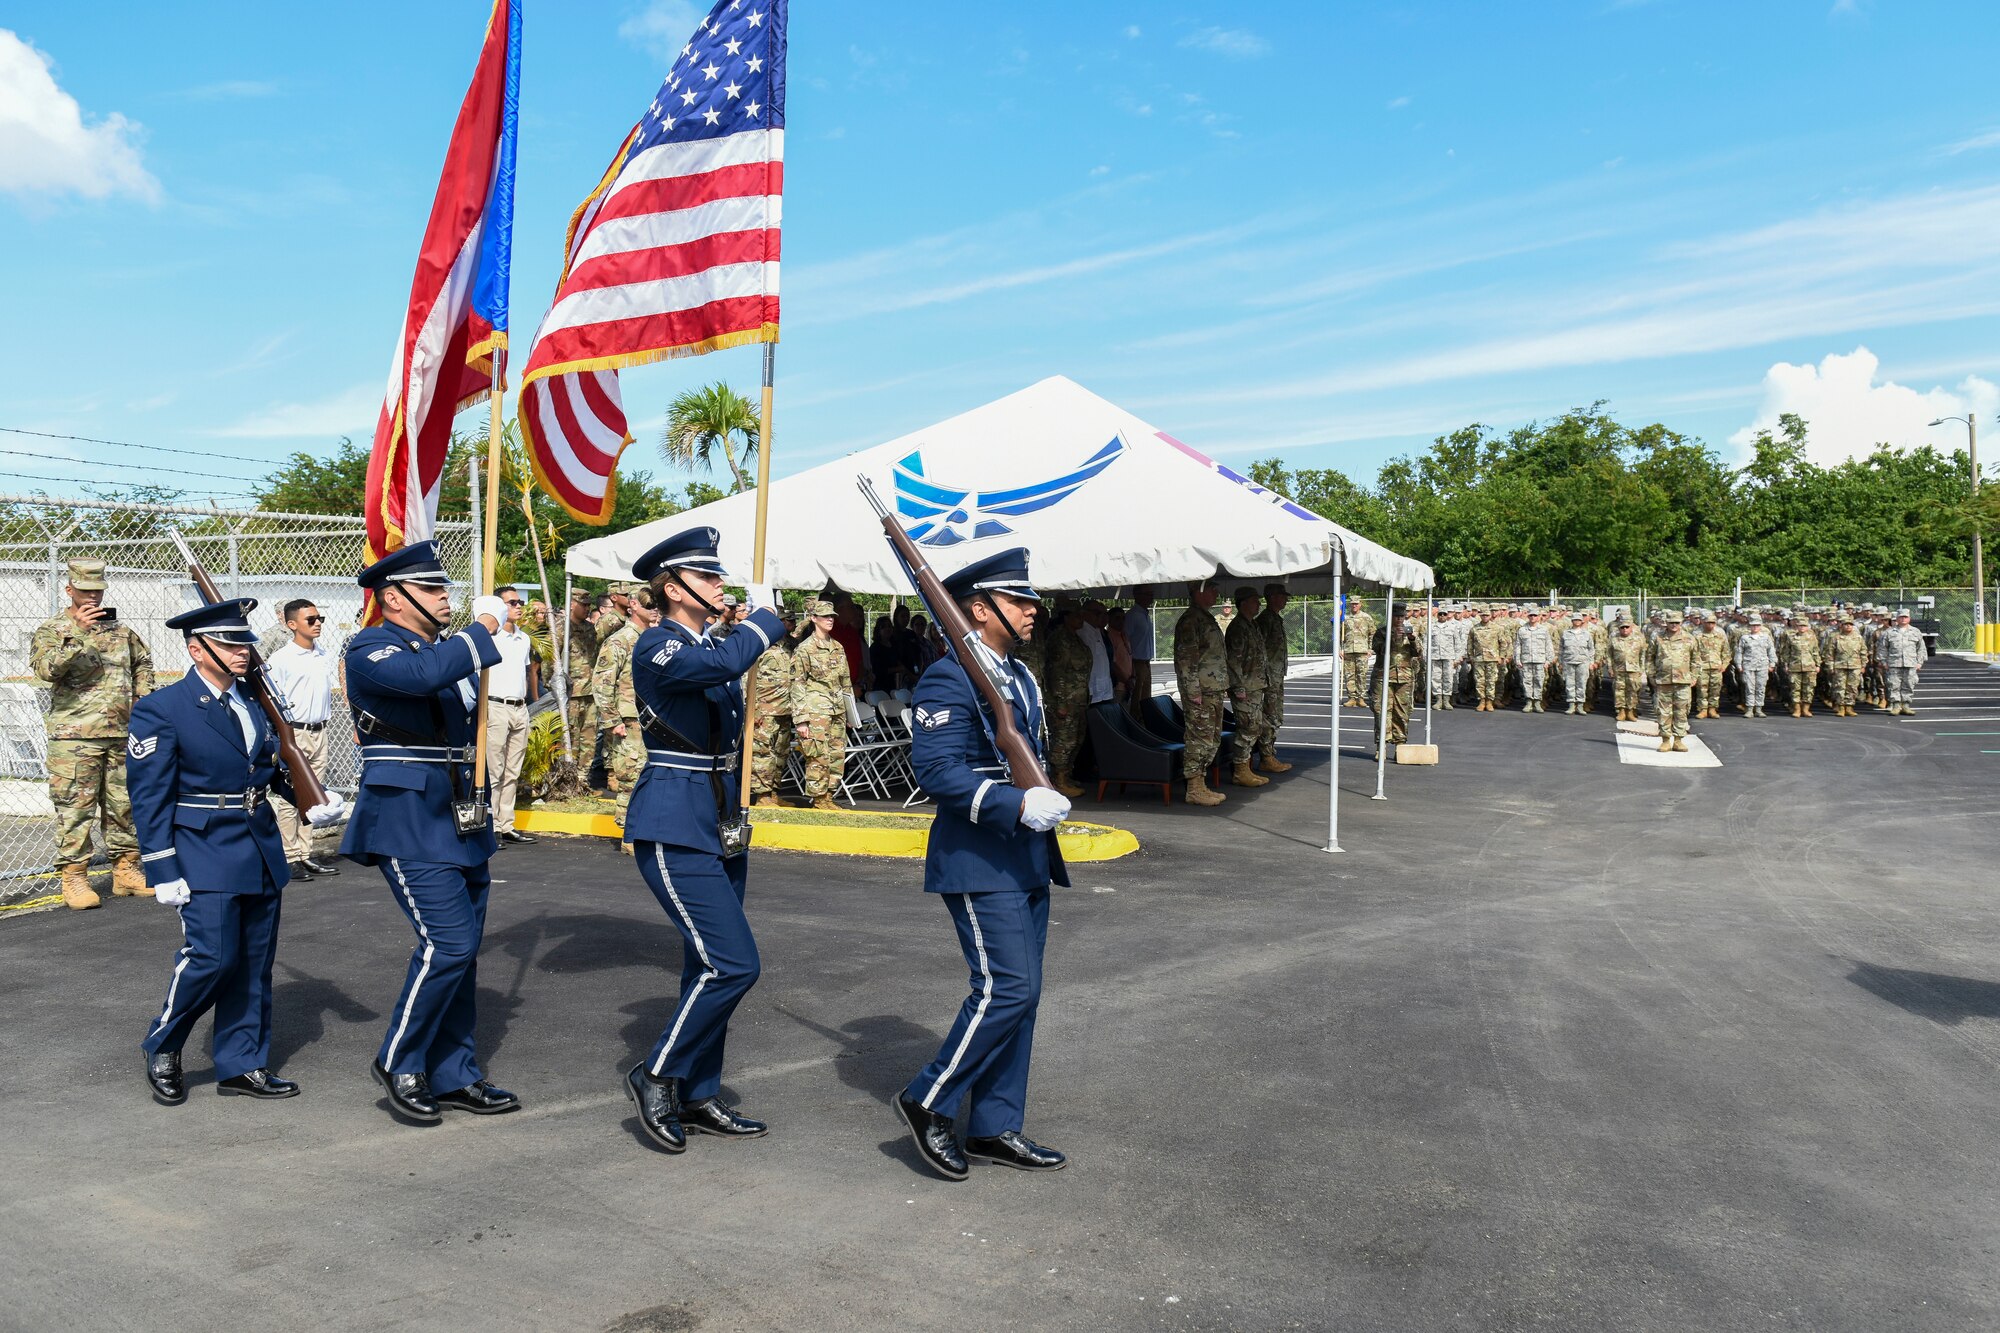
[1325,554,1342,853]
[1423,590,1434,747]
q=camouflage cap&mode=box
[1662,609,1684,623]
[807,599,836,617]
[66,558,107,591]
[1839,614,1855,624]
[1747,613,1763,624]
[1234,585,1259,603]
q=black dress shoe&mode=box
[300,857,341,877]
[625,1064,687,1153]
[146,1051,186,1106]
[437,1080,521,1115]
[895,1093,968,1181]
[501,829,538,844]
[287,860,315,881]
[218,1068,300,1099]
[682,1095,768,1138]
[966,1130,1067,1171]
[371,1059,441,1123]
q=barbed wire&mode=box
[0,468,264,502]
[0,425,277,470]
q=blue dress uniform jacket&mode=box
[625,607,783,853]
[910,652,1069,893]
[126,671,295,893]
[338,622,499,867]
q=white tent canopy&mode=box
[565,376,1432,593]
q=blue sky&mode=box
[3,1,1998,508]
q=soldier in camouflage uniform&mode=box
[1173,580,1229,807]
[1646,609,1695,752]
[565,592,603,765]
[1041,600,1094,798]
[1468,609,1507,710]
[594,591,652,838]
[1223,587,1271,788]
[790,600,852,810]
[746,607,799,805]
[1690,612,1730,719]
[1826,614,1869,717]
[1876,609,1926,716]
[1607,615,1646,720]
[1339,599,1376,706]
[1254,584,1294,773]
[33,558,155,908]
[1781,612,1821,717]
[1367,609,1422,749]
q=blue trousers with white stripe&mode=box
[906,887,1049,1138]
[634,842,758,1103]
[376,857,490,1094]
[141,889,282,1081]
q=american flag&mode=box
[519,0,786,524]
[364,0,520,566]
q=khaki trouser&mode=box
[47,736,137,865]
[271,724,330,863]
[485,700,531,832]
[1125,659,1154,724]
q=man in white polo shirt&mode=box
[265,598,343,880]
[487,586,540,845]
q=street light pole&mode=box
[1932,413,1983,639]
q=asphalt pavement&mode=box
[5,658,2000,1330]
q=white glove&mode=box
[1018,786,1070,832]
[744,583,777,611]
[154,878,191,906]
[306,794,350,827]
[471,595,508,630]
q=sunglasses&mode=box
[302,615,325,625]
[502,598,524,607]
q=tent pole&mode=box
[1424,590,1434,746]
[1325,547,1342,853]
[1372,586,1393,800]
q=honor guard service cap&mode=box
[66,558,107,591]
[943,546,1041,603]
[634,526,728,582]
[357,540,452,590]
[168,597,260,645]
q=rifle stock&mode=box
[857,477,1050,791]
[169,533,330,811]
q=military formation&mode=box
[1369,601,1931,752]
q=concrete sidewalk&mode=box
[4,661,1999,1330]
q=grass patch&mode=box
[527,794,1113,838]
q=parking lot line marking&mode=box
[1935,731,2000,735]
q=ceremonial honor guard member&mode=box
[897,547,1072,1182]
[132,598,347,1105]
[342,541,520,1124]
[621,527,785,1154]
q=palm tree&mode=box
[662,382,758,493]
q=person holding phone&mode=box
[32,557,155,909]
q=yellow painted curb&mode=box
[513,807,1139,861]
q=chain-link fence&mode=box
[1,495,473,902]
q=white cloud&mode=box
[1178,26,1268,59]
[1386,96,1411,110]
[215,383,378,439]
[1729,347,1999,464]
[1124,24,1142,39]
[0,30,158,202]
[617,0,701,62]
[1943,127,2000,156]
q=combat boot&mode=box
[59,863,100,910]
[811,795,841,811]
[1656,738,1673,753]
[1184,774,1225,806]
[1230,761,1270,788]
[1672,737,1689,752]
[752,794,780,808]
[1257,753,1293,774]
[112,853,151,898]
[1052,772,1085,799]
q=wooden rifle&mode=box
[857,476,1050,791]
[168,531,331,811]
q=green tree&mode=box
[661,382,759,493]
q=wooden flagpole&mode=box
[739,342,777,810]
[474,360,503,800]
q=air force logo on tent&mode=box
[893,436,1126,548]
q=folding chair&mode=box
[838,695,905,802]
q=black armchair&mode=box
[1085,702,1182,804]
